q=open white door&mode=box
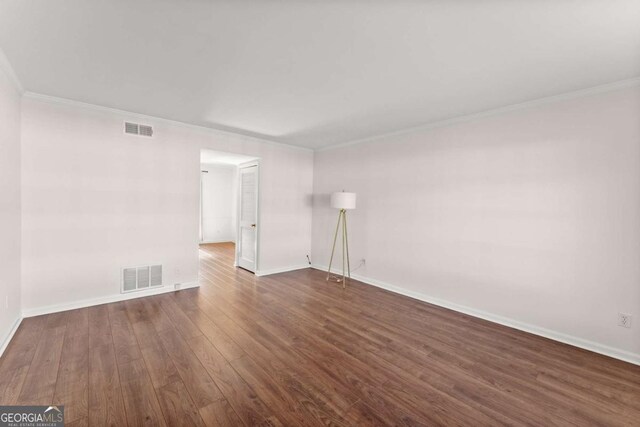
[237,163,259,272]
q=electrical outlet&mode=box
[618,313,632,328]
[4,296,8,309]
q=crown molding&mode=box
[20,75,640,153]
[22,91,313,152]
[318,76,640,152]
[0,47,24,93]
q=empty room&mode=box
[0,1,639,426]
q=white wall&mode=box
[20,95,313,315]
[312,85,640,362]
[0,57,22,351]
[200,163,237,243]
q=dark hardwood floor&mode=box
[1,242,639,426]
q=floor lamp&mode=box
[326,191,356,288]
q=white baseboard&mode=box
[22,281,200,318]
[311,264,640,366]
[0,316,23,357]
[256,264,310,277]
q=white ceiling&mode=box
[1,1,639,149]
[201,149,258,166]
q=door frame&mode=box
[199,169,206,243]
[235,160,260,272]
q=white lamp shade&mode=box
[331,192,356,210]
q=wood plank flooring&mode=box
[1,242,639,426]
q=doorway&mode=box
[200,149,260,272]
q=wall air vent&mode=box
[139,124,153,137]
[124,121,153,137]
[122,265,163,293]
[124,122,139,135]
